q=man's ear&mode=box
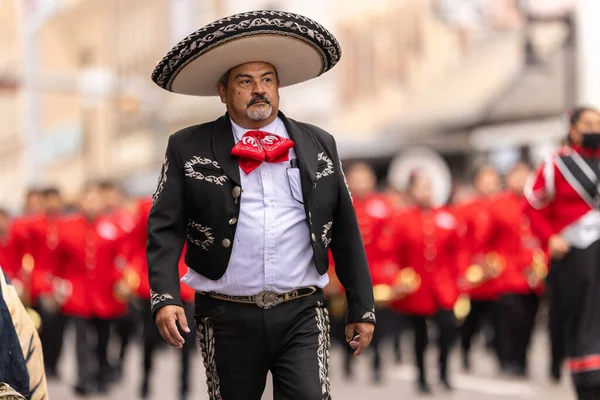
[217,84,226,104]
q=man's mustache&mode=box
[248,95,271,107]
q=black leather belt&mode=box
[196,286,318,309]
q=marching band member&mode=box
[99,180,138,380]
[50,182,129,396]
[129,197,196,400]
[524,106,600,400]
[29,187,68,379]
[493,163,544,377]
[345,162,396,383]
[382,171,460,394]
[456,165,504,371]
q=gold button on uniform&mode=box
[229,217,237,225]
[232,186,242,198]
[311,233,317,243]
[222,238,231,248]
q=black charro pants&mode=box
[140,299,196,396]
[408,310,457,383]
[194,290,333,400]
[496,292,540,373]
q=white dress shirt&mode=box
[181,117,329,295]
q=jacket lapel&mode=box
[279,111,318,198]
[212,114,241,186]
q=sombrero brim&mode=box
[151,10,342,97]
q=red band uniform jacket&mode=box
[382,206,460,316]
[51,215,129,319]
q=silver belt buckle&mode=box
[254,291,283,309]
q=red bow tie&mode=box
[231,130,295,174]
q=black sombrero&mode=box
[151,10,342,97]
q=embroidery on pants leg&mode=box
[197,317,223,400]
[315,302,331,399]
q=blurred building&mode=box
[0,0,589,212]
[0,0,27,213]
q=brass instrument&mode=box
[114,268,141,302]
[526,249,548,289]
[465,252,504,286]
[453,294,471,321]
[373,267,421,305]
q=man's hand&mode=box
[345,322,374,357]
[548,234,570,260]
[155,305,190,349]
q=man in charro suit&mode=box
[146,10,376,400]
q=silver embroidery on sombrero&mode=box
[197,318,223,400]
[152,11,341,90]
[187,220,215,251]
[321,221,333,248]
[152,158,169,203]
[184,156,229,185]
[150,290,174,310]
[315,302,331,399]
[316,153,334,181]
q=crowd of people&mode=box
[326,105,600,400]
[0,181,194,399]
[0,106,599,400]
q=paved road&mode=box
[45,323,576,400]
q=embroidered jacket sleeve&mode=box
[328,137,376,325]
[147,134,187,316]
[523,157,557,247]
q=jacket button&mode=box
[228,217,237,225]
[232,186,242,199]
[311,233,317,243]
[222,238,231,248]
[312,182,317,189]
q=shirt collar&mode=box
[230,117,282,143]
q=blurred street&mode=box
[47,325,574,400]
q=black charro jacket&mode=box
[147,111,375,324]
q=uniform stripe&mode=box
[568,354,600,373]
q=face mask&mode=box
[581,133,600,149]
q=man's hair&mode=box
[42,187,60,197]
[218,66,280,89]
